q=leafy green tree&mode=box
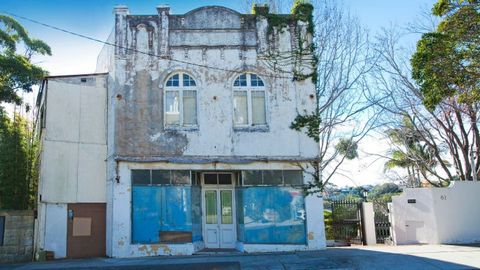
[411,0,480,110]
[0,15,51,105]
[0,109,39,209]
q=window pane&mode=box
[243,171,263,185]
[221,190,233,224]
[165,91,180,125]
[172,170,191,185]
[234,74,247,87]
[250,74,264,87]
[166,74,179,87]
[283,171,303,185]
[252,91,266,125]
[132,170,151,185]
[205,190,217,224]
[218,174,232,185]
[263,170,283,185]
[234,91,248,125]
[183,74,196,87]
[183,90,197,125]
[152,170,170,185]
[204,174,217,185]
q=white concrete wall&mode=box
[361,202,376,245]
[40,76,107,203]
[391,181,480,245]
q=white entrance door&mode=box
[202,173,236,249]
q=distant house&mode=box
[35,4,324,259]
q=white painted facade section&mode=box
[39,77,108,203]
[361,202,376,246]
[42,203,67,258]
[390,181,480,245]
[36,75,108,258]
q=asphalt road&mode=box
[1,244,479,270]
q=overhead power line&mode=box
[2,10,297,80]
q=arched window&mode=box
[164,72,197,126]
[233,73,266,126]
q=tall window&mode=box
[164,72,197,126]
[233,73,266,126]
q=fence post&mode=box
[361,202,376,245]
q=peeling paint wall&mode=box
[107,6,318,159]
[109,161,322,257]
[102,5,324,257]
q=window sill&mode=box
[233,125,269,132]
[165,126,199,132]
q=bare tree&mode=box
[369,26,480,187]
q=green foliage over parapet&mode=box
[253,0,318,85]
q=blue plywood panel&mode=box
[238,187,307,244]
[191,186,203,242]
[132,186,196,243]
[132,186,162,243]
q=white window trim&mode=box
[233,73,268,128]
[164,72,198,128]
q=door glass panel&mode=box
[221,190,233,224]
[205,190,217,224]
[218,174,232,185]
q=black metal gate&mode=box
[331,200,365,245]
[373,201,391,244]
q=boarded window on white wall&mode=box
[73,217,92,237]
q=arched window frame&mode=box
[232,73,267,127]
[164,72,198,127]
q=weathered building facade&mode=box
[36,4,325,259]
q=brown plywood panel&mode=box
[67,203,106,258]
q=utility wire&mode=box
[2,10,297,80]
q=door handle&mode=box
[68,209,74,221]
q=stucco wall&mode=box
[109,6,318,160]
[391,181,480,245]
[39,76,107,203]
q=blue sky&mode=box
[1,0,436,75]
[1,0,437,186]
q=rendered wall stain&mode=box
[108,6,318,159]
